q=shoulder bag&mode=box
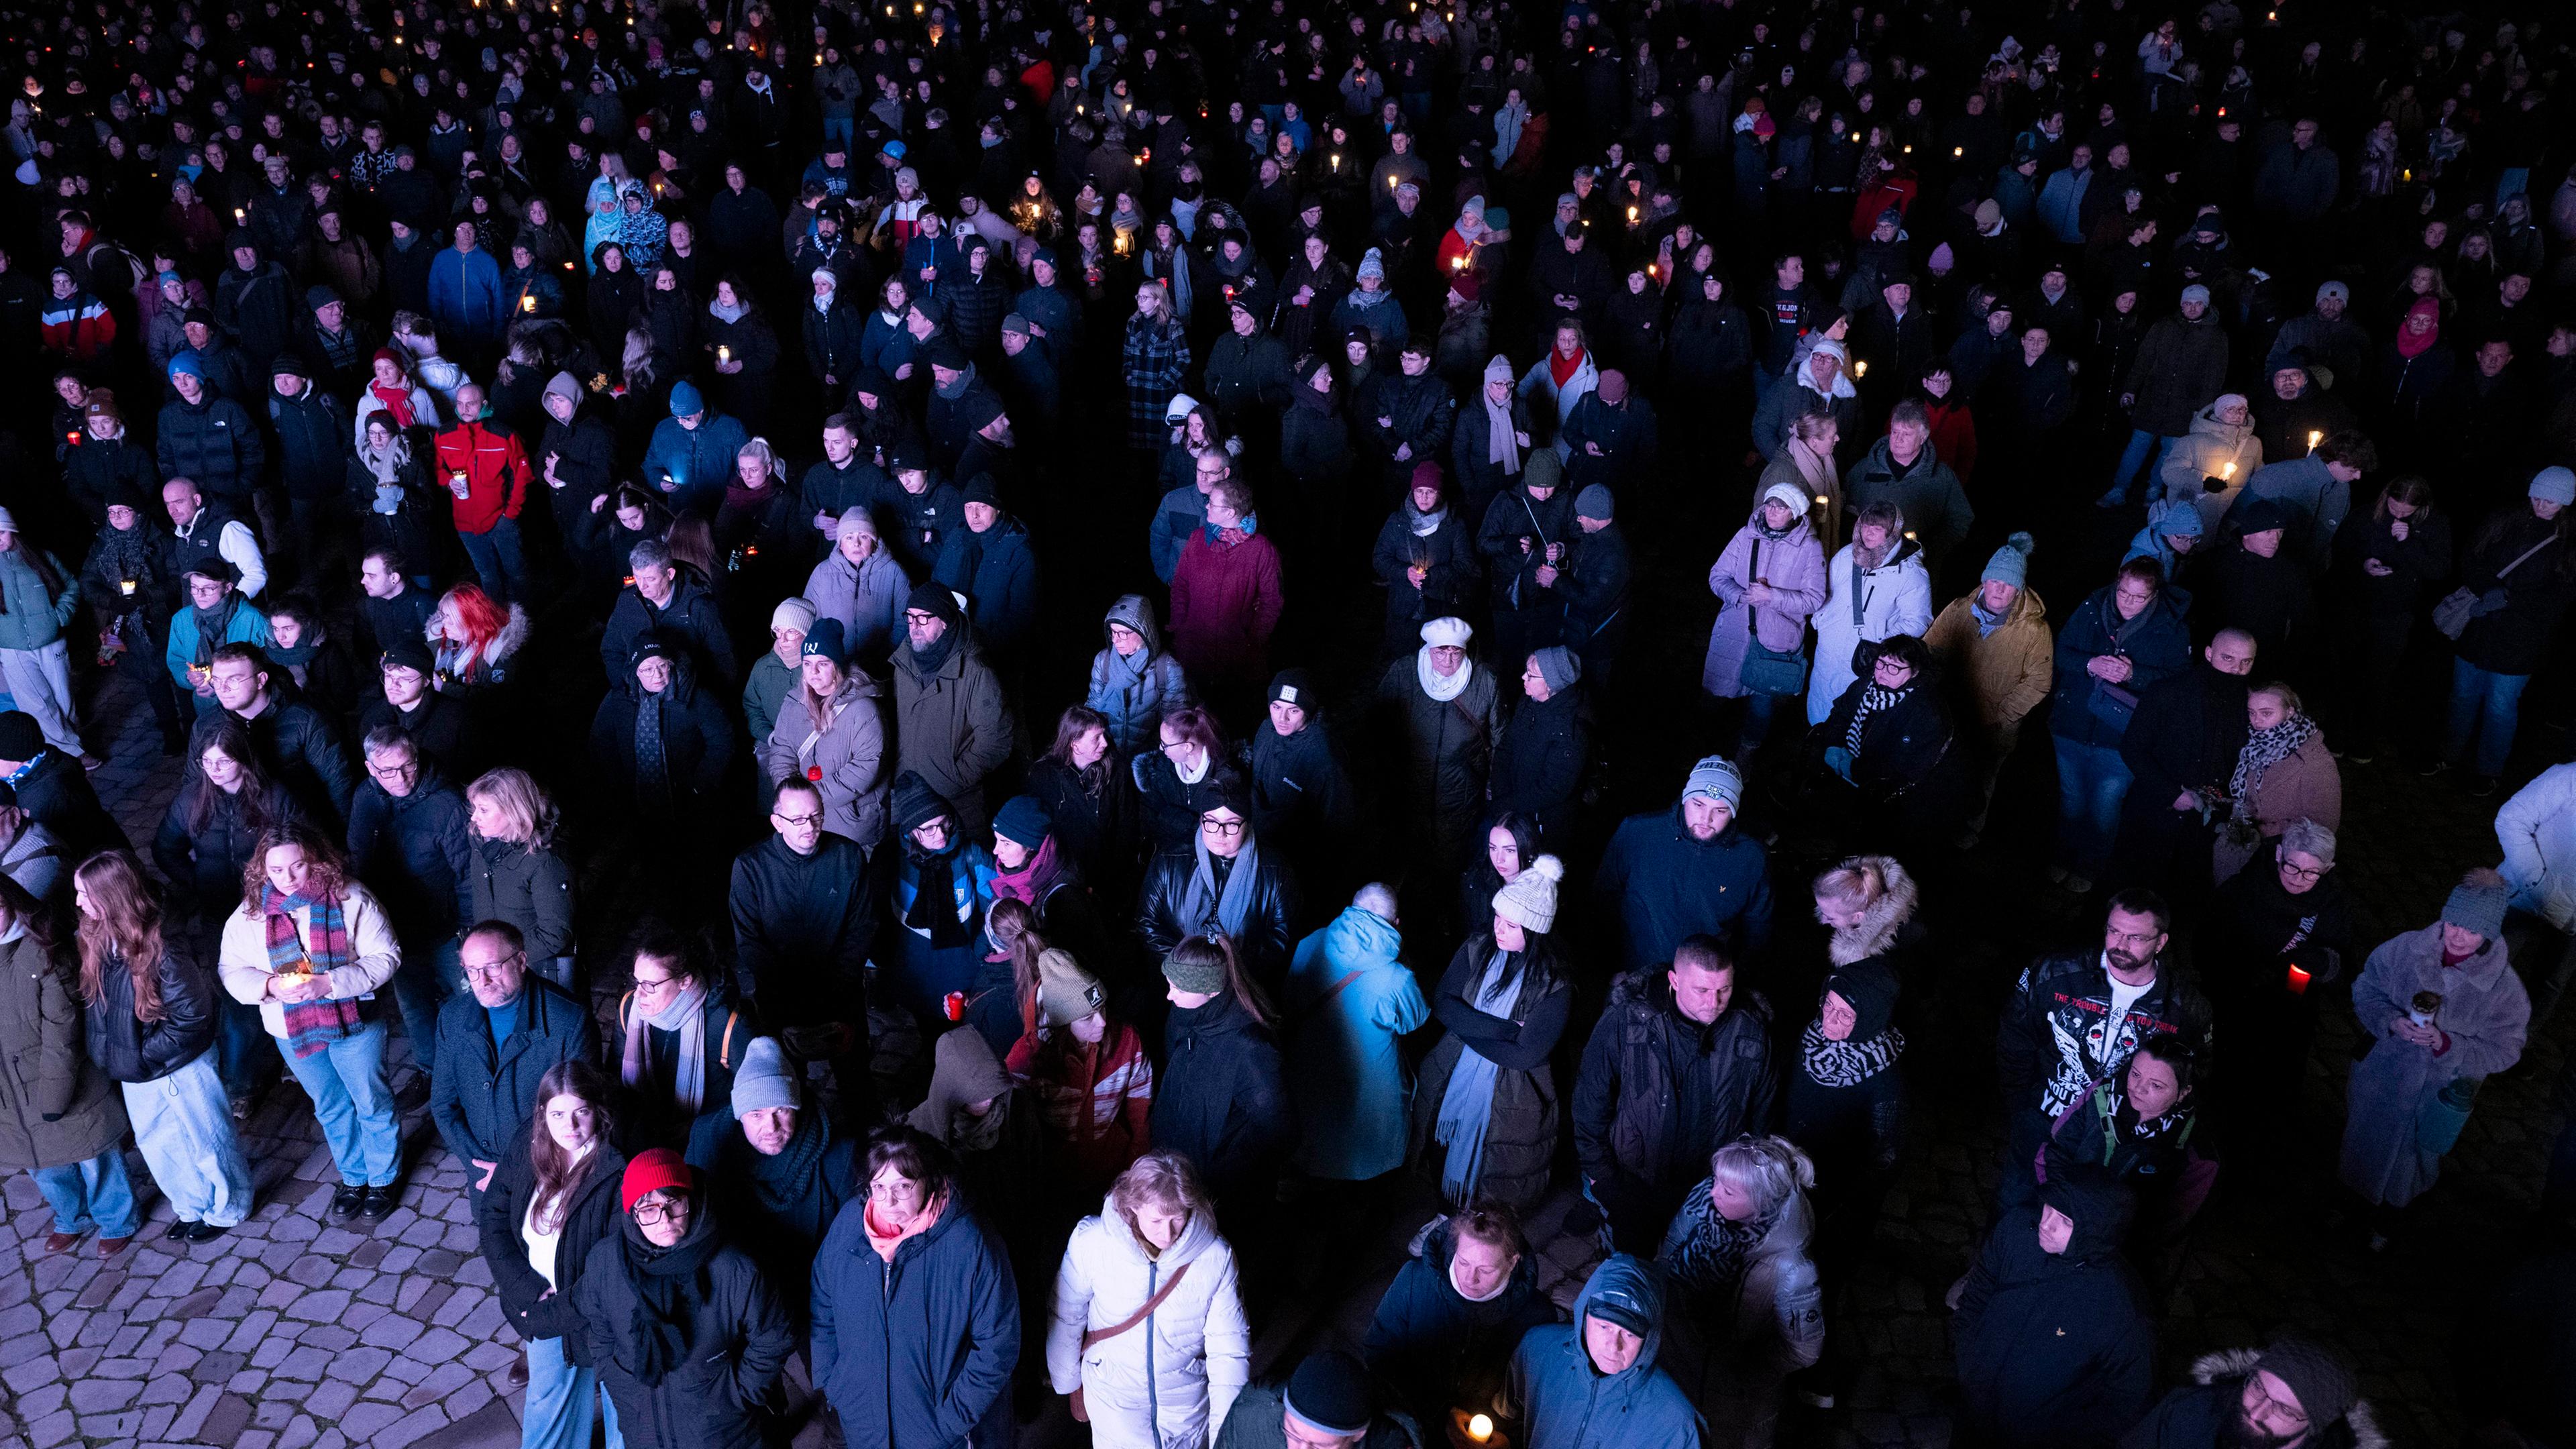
[1736,540,1812,697]
[2432,533,2557,640]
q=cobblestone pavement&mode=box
[13,642,2571,1449]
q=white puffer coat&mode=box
[1805,537,1933,724]
[1044,1201,1250,1449]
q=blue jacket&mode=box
[1592,806,1774,971]
[2046,584,2192,749]
[810,1195,1020,1449]
[932,517,1040,655]
[1364,1218,1558,1425]
[1283,906,1429,1181]
[426,246,507,346]
[642,411,752,513]
[1507,1256,1704,1449]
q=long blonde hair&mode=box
[74,853,168,1022]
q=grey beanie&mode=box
[1982,530,2035,588]
[2180,283,2212,307]
[1574,483,1615,521]
[2442,869,2510,941]
[2528,466,2576,507]
[1532,645,1582,694]
[730,1036,798,1118]
[2255,1336,2357,1431]
[1684,755,1743,812]
[771,596,817,633]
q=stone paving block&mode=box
[302,1380,359,1419]
[397,1360,475,1409]
[339,1401,404,1443]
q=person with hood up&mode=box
[1411,855,1573,1212]
[908,1021,1051,1273]
[1378,616,1505,879]
[880,771,1000,1035]
[1805,500,1933,726]
[2119,1334,2381,1449]
[2340,871,2530,1248]
[1170,475,1285,704]
[572,1148,792,1449]
[1653,1136,1825,1446]
[1843,402,1974,575]
[1087,595,1195,757]
[1925,535,2051,838]
[1046,1150,1252,1448]
[1152,934,1294,1224]
[1491,647,1589,843]
[587,639,736,837]
[2124,498,2208,581]
[1504,1254,1704,1449]
[1284,883,1428,1185]
[1950,1177,2155,1448]
[1781,947,1905,1269]
[1363,1204,1560,1435]
[2100,286,2230,508]
[2155,393,2266,538]
[1373,462,1483,660]
[892,582,1013,843]
[803,508,908,669]
[755,620,888,849]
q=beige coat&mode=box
[1925,587,2053,753]
[218,883,403,1038]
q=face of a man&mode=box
[461,932,526,1008]
[209,657,265,712]
[2206,635,2257,675]
[2103,906,2168,975]
[772,788,825,854]
[1582,1314,1643,1376]
[1681,794,1731,841]
[906,608,947,651]
[741,1105,798,1155]
[1668,961,1733,1023]
[365,743,421,798]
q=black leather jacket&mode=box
[1134,845,1299,984]
[81,942,217,1084]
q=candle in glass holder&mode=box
[1467,1414,1495,1444]
[2286,964,2311,995]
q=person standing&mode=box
[729,779,874,1117]
[2119,1334,2373,1449]
[682,1037,863,1334]
[1362,1205,1558,1436]
[72,852,254,1242]
[1593,757,1775,972]
[1505,1254,1703,1449]
[1705,484,1830,764]
[476,1061,627,1449]
[1411,857,1574,1214]
[430,922,596,1201]
[1924,534,2051,839]
[1283,884,1429,1187]
[1378,617,1505,882]
[0,875,138,1259]
[2048,559,2193,895]
[892,583,1013,843]
[1805,500,1933,727]
[433,382,533,606]
[1654,1136,1826,1447]
[1153,934,1295,1230]
[1950,1178,2155,1449]
[754,621,888,850]
[0,508,90,763]
[465,769,578,991]
[216,828,405,1221]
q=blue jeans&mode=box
[458,516,528,606]
[125,1055,255,1227]
[1737,690,1782,756]
[2104,429,2174,500]
[2443,657,2530,778]
[2053,735,2133,877]
[392,936,464,1074]
[523,1335,623,1449]
[820,115,855,157]
[30,1148,141,1238]
[278,1020,399,1187]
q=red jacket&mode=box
[1006,1021,1152,1192]
[431,420,530,535]
[1169,526,1283,685]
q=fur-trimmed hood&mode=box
[1827,857,1919,966]
[2186,1349,2387,1449]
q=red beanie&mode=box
[621,1148,694,1212]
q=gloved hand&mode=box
[1822,746,1854,781]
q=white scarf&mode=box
[1417,648,1473,704]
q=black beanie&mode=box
[2255,1336,2357,1430]
[1283,1352,1373,1438]
[1820,963,1900,1040]
[891,770,951,833]
[0,712,44,761]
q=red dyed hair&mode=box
[441,584,510,646]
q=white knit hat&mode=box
[1493,855,1566,934]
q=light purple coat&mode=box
[2339,923,2530,1208]
[1704,515,1828,697]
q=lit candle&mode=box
[2307,430,2322,451]
[1852,360,1868,377]
[1330,153,1340,170]
[1626,205,1638,222]
[1953,146,1964,158]
[717,344,732,364]
[119,578,137,597]
[521,293,537,313]
[235,207,246,222]
[2286,964,2310,994]
[1467,1415,1494,1444]
[2220,462,2236,480]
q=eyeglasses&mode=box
[2278,861,2326,883]
[773,811,825,828]
[462,951,525,981]
[2243,1379,2309,1436]
[632,1197,692,1226]
[1202,817,1248,835]
[633,973,683,994]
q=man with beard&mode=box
[2111,629,2259,896]
[2120,1334,2372,1448]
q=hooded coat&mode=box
[804,543,910,668]
[2341,924,2530,1207]
[1283,906,1429,1181]
[812,1193,1022,1449]
[575,1208,794,1449]
[934,516,1041,659]
[1925,585,2052,753]
[1951,1191,2156,1448]
[2120,1348,2388,1449]
[1088,598,1195,758]
[1506,1256,1705,1449]
[1655,1179,1825,1444]
[1364,1216,1560,1430]
[758,674,890,849]
[1152,989,1294,1207]
[1805,536,1933,725]
[0,924,129,1171]
[1044,1197,1252,1449]
[2498,763,2576,930]
[157,391,269,504]
[2159,404,2265,535]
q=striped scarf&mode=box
[264,884,364,1058]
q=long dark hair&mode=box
[1046,706,1115,794]
[527,1060,617,1233]
[2371,474,2436,524]
[1169,933,1275,1028]
[181,717,282,837]
[74,853,166,1022]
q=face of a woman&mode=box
[264,843,311,896]
[543,1092,598,1152]
[1491,914,1526,951]
[468,793,510,841]
[2247,692,2287,730]
[1134,1201,1188,1251]
[201,745,246,792]
[1069,1010,1108,1044]
[1710,1175,1760,1222]
[1069,727,1109,771]
[869,1166,929,1226]
[1872,653,1915,690]
[1819,989,1858,1040]
[2126,1055,2183,1117]
[635,1188,691,1247]
[1486,826,1521,879]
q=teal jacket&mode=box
[0,547,78,652]
[1284,906,1430,1181]
[165,596,272,696]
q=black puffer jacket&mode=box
[1134,845,1299,984]
[156,394,268,503]
[197,700,357,830]
[63,434,159,529]
[81,941,217,1084]
[1131,752,1244,855]
[1573,969,1776,1201]
[574,1208,793,1449]
[476,1136,629,1356]
[1150,987,1293,1204]
[1489,688,1588,843]
[266,379,347,500]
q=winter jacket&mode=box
[1212,1387,1422,1449]
[427,977,594,1172]
[2121,1348,2389,1449]
[1373,508,1483,658]
[1924,586,2052,753]
[1170,527,1285,690]
[2210,732,2339,882]
[1490,689,1588,843]
[344,771,474,945]
[683,1112,862,1328]
[63,435,160,531]
[2159,405,2265,536]
[2229,453,2350,566]
[1806,677,1970,835]
[157,394,268,503]
[1477,482,1578,616]
[1996,951,2214,1125]
[1044,1202,1252,1449]
[2456,511,2576,678]
[1951,1200,2155,1448]
[468,837,575,965]
[476,1136,629,1354]
[729,833,873,1028]
[264,384,347,502]
[1843,439,1974,571]
[1364,1217,1559,1430]
[1407,937,1573,1212]
[1654,1181,1825,1431]
[933,518,1041,657]
[1593,806,1774,971]
[0,544,78,653]
[2341,924,2530,1208]
[1806,537,1933,725]
[641,411,752,513]
[601,574,737,687]
[890,637,1012,841]
[804,302,867,385]
[1134,752,1244,857]
[1705,515,1829,699]
[2123,311,2229,438]
[2047,584,2193,750]
[1135,845,1299,985]
[2499,763,2576,930]
[1007,1022,1155,1196]
[588,658,738,821]
[82,939,217,1085]
[803,547,909,669]
[759,676,889,847]
[1087,596,1193,756]
[8,752,126,864]
[0,926,129,1171]
[431,419,532,536]
[576,1213,793,1449]
[1152,989,1293,1203]
[153,782,299,922]
[2118,663,2251,839]
[427,246,508,346]
[1505,1256,1705,1449]
[205,698,355,830]
[1574,969,1776,1210]
[1283,906,1428,1181]
[811,1195,1022,1449]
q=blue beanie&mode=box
[992,795,1051,850]
[669,379,704,418]
[798,617,849,667]
[168,350,205,381]
[1982,530,2035,588]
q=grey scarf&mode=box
[1181,833,1262,942]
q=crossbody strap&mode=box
[2491,533,2559,585]
[1081,1260,1193,1350]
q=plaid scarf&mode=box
[264,883,364,1058]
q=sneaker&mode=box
[2418,758,2451,778]
[329,1185,366,1221]
[357,1185,400,1222]
[2468,775,2499,798]
[183,1222,231,1243]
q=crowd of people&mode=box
[0,0,2572,1444]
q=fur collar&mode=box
[2186,1349,2387,1449]
[1827,857,1919,966]
[428,601,532,666]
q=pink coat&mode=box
[1704,517,1828,697]
[1170,528,1285,688]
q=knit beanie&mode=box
[621,1148,694,1212]
[1574,484,1615,521]
[2528,466,2576,508]
[1036,949,1105,1027]
[836,507,877,544]
[906,581,963,627]
[668,379,704,417]
[1161,945,1230,996]
[2254,1336,2357,1431]
[729,1037,798,1118]
[1982,530,2035,588]
[1523,448,1564,492]
[2180,283,2212,307]
[1283,1352,1374,1440]
[0,712,42,761]
[992,794,1051,851]
[167,350,205,381]
[1492,854,1566,933]
[1531,645,1582,694]
[892,771,952,833]
[770,596,817,634]
[2441,868,2510,941]
[800,618,849,667]
[1684,755,1743,812]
